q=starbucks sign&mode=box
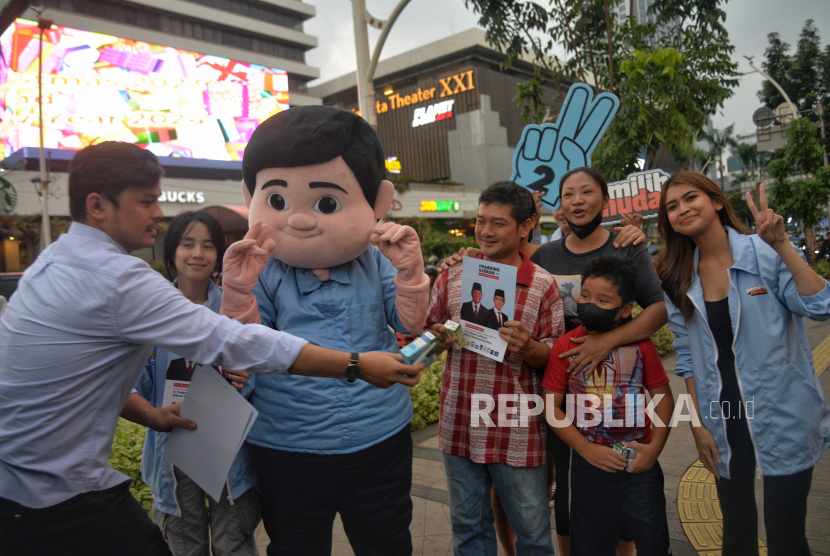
[0,177,17,215]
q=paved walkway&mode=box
[256,318,830,556]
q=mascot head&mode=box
[242,106,394,268]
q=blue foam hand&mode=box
[511,83,619,210]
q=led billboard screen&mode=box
[0,19,290,160]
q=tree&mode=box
[465,0,739,179]
[727,189,755,229]
[0,214,68,267]
[733,142,758,180]
[767,118,830,262]
[388,216,478,259]
[730,170,749,190]
[704,124,738,189]
[758,20,828,113]
[694,147,712,173]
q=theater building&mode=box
[309,28,568,226]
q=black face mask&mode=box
[577,302,622,332]
[566,210,603,239]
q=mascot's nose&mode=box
[287,213,316,230]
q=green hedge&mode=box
[109,418,153,515]
[632,305,675,356]
[814,259,830,280]
[409,352,445,431]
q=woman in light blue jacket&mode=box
[656,172,830,556]
[132,211,261,556]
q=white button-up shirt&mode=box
[0,223,308,508]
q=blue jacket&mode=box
[666,227,830,478]
[248,246,413,454]
[134,282,258,516]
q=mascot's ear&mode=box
[241,179,252,209]
[373,180,394,220]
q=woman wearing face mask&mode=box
[527,167,667,556]
[657,172,830,556]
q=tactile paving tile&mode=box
[677,461,767,555]
[678,334,828,554]
[812,333,830,377]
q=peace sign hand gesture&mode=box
[746,183,787,248]
[511,84,619,211]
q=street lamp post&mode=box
[742,55,800,122]
[37,18,53,250]
[351,0,413,128]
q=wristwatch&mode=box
[345,352,361,383]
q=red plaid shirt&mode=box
[426,251,564,467]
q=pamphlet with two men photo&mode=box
[459,257,517,362]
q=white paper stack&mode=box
[164,365,259,502]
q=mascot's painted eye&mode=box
[268,193,290,211]
[314,196,341,215]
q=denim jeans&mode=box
[153,468,261,556]
[442,452,554,556]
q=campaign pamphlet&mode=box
[161,357,192,407]
[459,256,517,362]
[161,359,234,407]
[164,365,258,502]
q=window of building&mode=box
[41,0,307,62]
[178,0,305,31]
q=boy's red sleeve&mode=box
[640,339,670,390]
[541,336,571,393]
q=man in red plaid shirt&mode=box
[427,182,564,555]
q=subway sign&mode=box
[420,200,461,212]
[375,69,474,115]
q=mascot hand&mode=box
[222,220,276,293]
[370,222,423,284]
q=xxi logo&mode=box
[439,70,475,97]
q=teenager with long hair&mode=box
[657,171,830,556]
[129,211,261,556]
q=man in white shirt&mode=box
[0,142,423,556]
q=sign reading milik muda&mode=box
[602,169,669,224]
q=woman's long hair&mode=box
[656,172,751,320]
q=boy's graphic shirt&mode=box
[542,325,669,446]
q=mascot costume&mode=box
[220,105,429,555]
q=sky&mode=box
[304,0,829,137]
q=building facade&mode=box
[22,0,321,104]
[0,0,323,271]
[310,29,567,191]
[615,0,679,45]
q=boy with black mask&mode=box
[542,255,675,556]
[528,167,666,556]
